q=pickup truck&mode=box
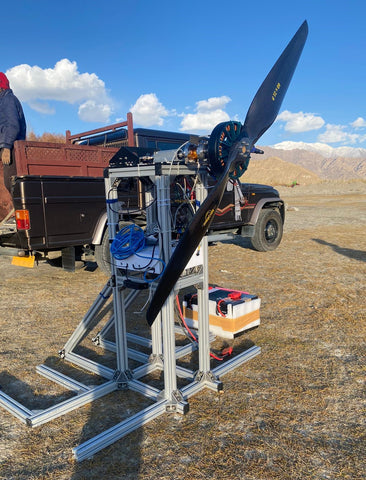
[0,113,285,273]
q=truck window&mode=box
[147,140,186,151]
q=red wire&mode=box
[175,295,233,361]
[175,294,197,342]
[216,299,227,317]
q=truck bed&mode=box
[12,141,119,177]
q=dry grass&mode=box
[0,181,365,480]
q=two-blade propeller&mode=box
[146,20,308,326]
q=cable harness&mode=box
[110,224,166,282]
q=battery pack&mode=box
[183,286,260,339]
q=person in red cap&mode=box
[0,72,26,166]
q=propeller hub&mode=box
[228,139,251,180]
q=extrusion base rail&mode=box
[0,280,260,460]
[0,276,260,461]
[73,346,260,462]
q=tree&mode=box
[27,132,66,143]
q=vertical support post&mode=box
[155,175,188,412]
[105,172,129,374]
[112,285,129,373]
[156,175,172,268]
[156,175,174,391]
[196,173,211,374]
[195,171,223,391]
[146,176,163,364]
[161,293,178,398]
[126,112,134,147]
[150,313,163,365]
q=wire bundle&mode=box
[110,224,146,260]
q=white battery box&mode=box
[183,286,260,339]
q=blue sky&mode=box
[2,0,366,152]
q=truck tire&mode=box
[95,222,135,275]
[94,229,111,276]
[250,209,283,252]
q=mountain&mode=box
[272,141,366,159]
[242,156,321,186]
[257,143,366,180]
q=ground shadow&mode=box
[0,368,75,411]
[0,367,144,478]
[209,236,253,250]
[70,318,145,478]
[313,238,366,262]
[45,255,98,272]
[0,361,144,478]
[70,389,144,479]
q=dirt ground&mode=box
[0,180,365,480]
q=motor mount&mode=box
[207,121,249,180]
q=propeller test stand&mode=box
[69,155,261,460]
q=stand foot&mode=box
[159,389,189,414]
[194,370,224,392]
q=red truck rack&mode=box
[12,113,134,177]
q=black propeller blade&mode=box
[242,20,308,144]
[146,21,308,326]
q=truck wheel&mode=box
[94,229,111,276]
[250,209,283,252]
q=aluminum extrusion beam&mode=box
[73,399,167,461]
[0,391,33,423]
[29,381,117,427]
[36,365,90,393]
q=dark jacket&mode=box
[0,89,26,149]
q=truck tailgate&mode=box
[11,176,106,250]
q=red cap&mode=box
[0,72,10,89]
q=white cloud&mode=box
[276,111,366,146]
[27,100,55,115]
[130,93,168,127]
[195,96,231,112]
[180,96,231,132]
[317,124,361,144]
[277,110,325,132]
[6,59,114,123]
[78,100,112,123]
[351,117,366,129]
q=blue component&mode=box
[110,224,146,260]
[110,224,166,282]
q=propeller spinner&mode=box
[146,20,308,326]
